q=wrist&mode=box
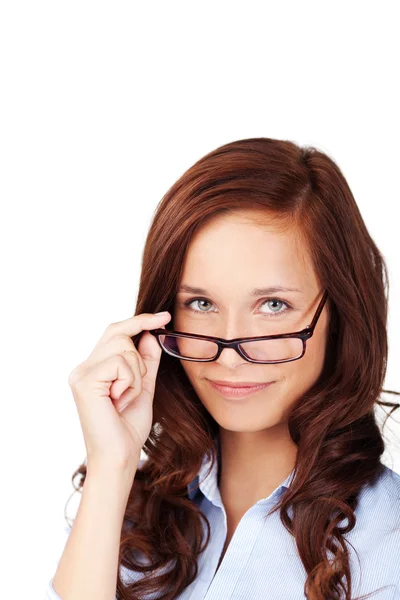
[86,456,139,487]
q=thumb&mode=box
[136,325,167,393]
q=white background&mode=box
[1,2,399,597]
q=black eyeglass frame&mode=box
[148,290,328,364]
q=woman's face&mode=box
[172,210,330,432]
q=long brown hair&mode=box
[66,137,400,600]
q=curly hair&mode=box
[65,137,400,600]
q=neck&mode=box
[217,423,297,508]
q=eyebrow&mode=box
[177,284,302,296]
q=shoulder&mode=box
[347,465,400,592]
[379,464,400,518]
[374,464,400,506]
[380,464,400,496]
[356,464,400,529]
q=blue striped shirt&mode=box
[46,452,400,599]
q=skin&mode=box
[172,209,330,549]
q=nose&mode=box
[215,346,248,368]
[213,319,255,366]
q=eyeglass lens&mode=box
[159,334,303,362]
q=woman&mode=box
[47,137,400,600]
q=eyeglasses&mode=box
[148,290,328,364]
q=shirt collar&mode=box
[187,440,295,507]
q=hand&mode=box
[67,311,171,472]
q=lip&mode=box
[208,379,275,399]
[209,379,274,387]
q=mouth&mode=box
[209,379,275,388]
[207,379,275,399]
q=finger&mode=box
[124,345,147,378]
[86,335,149,379]
[102,312,171,342]
[110,350,142,407]
[136,328,165,402]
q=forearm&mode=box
[52,463,136,600]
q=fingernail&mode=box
[154,311,169,316]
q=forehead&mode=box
[179,211,315,292]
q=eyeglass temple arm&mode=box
[305,290,328,331]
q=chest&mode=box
[214,513,240,574]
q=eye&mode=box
[184,298,215,313]
[259,298,292,317]
[183,297,292,318]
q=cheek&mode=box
[179,359,201,387]
[172,307,187,329]
[283,327,328,392]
